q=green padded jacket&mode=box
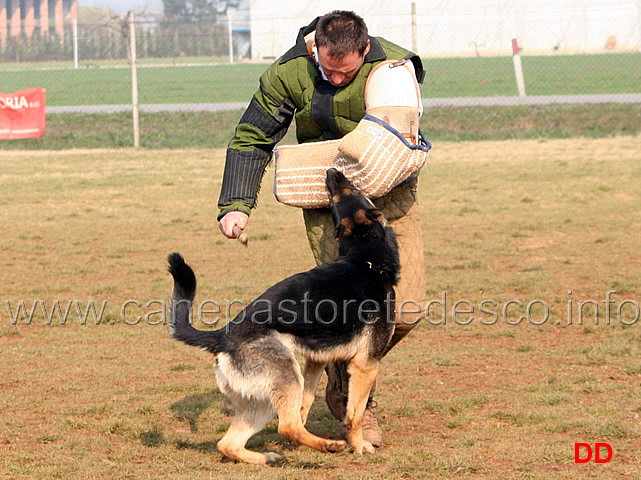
[217,16,425,219]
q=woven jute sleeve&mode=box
[273,139,342,208]
[274,115,430,208]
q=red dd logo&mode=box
[575,442,613,463]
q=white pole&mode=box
[228,13,234,65]
[511,38,526,97]
[411,2,417,54]
[638,0,641,52]
[73,18,78,69]
[583,7,588,54]
[128,11,140,148]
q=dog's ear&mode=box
[334,224,346,240]
[366,209,388,226]
[366,209,382,221]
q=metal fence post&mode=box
[128,11,140,148]
[411,2,417,54]
[638,0,641,52]
[228,13,234,65]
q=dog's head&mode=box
[325,168,389,254]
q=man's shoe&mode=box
[361,402,383,448]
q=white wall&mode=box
[249,0,641,59]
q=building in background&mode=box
[3,0,639,60]
[0,0,78,47]
[249,0,641,59]
[217,0,250,58]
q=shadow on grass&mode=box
[175,440,218,453]
[140,389,225,450]
[140,426,166,447]
[139,428,220,455]
[140,390,226,449]
[170,389,228,432]
[141,388,345,468]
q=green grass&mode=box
[522,53,641,95]
[0,63,268,105]
[425,53,641,97]
[1,103,639,150]
[0,53,639,106]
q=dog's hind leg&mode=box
[272,365,346,454]
[300,360,326,425]
[344,353,380,455]
[216,397,281,464]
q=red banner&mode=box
[0,88,46,140]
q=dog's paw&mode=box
[325,439,347,453]
[352,440,375,455]
[264,452,285,464]
[361,440,375,455]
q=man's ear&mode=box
[363,39,371,57]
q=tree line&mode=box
[1,0,232,63]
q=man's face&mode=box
[317,41,370,87]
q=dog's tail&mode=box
[167,252,226,354]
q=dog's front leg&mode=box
[344,354,379,454]
[300,360,326,425]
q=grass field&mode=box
[2,103,640,151]
[1,53,639,106]
[1,137,640,479]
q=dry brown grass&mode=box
[1,138,640,479]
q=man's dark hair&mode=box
[315,10,369,59]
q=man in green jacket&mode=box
[218,10,427,448]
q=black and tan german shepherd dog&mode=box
[167,168,400,464]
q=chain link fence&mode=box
[0,2,640,148]
[1,2,640,109]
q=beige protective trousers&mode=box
[303,179,427,413]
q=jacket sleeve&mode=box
[218,61,296,218]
